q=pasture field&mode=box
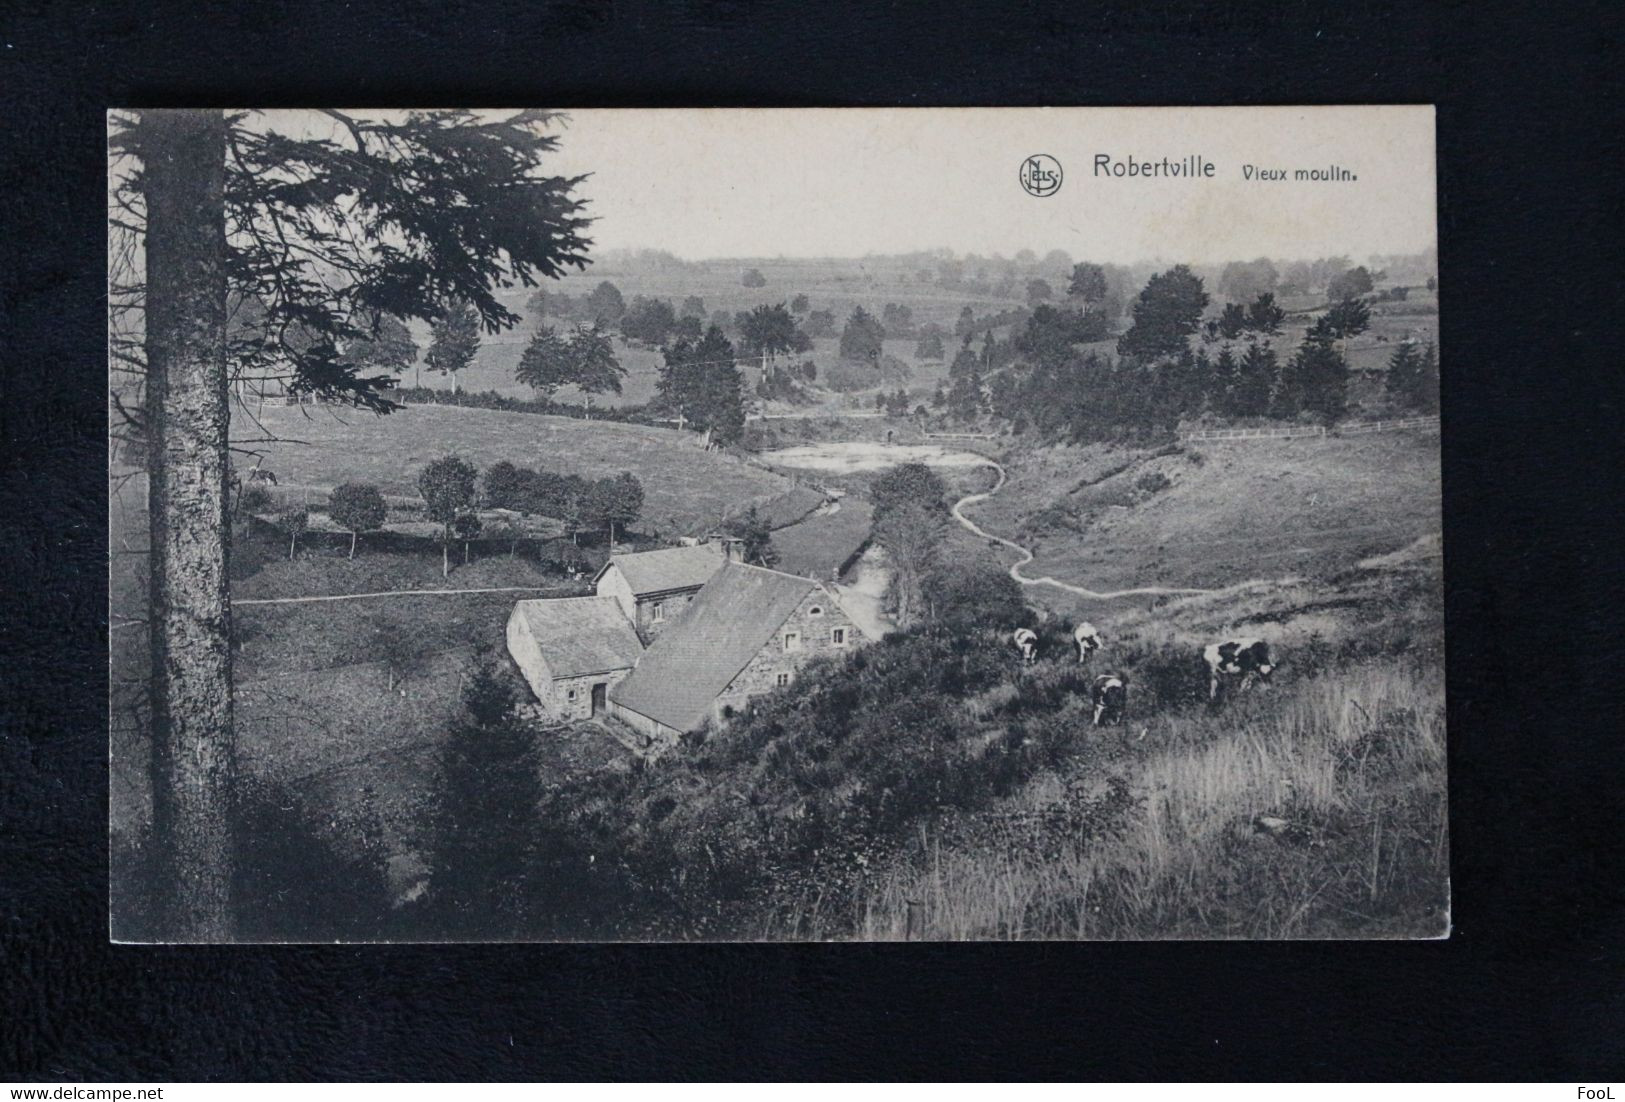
[969,429,1440,608]
[237,402,796,536]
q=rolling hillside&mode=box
[235,402,796,535]
[968,429,1441,608]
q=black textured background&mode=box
[2,0,1622,1080]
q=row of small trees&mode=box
[260,460,646,577]
[480,461,645,545]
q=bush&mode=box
[924,561,1030,634]
[1135,470,1172,495]
[482,461,524,508]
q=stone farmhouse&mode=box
[506,543,860,744]
[505,595,645,721]
[592,541,739,642]
[607,562,857,744]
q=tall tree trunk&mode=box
[442,535,450,578]
[349,531,357,559]
[143,108,234,941]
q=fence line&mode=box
[748,410,887,421]
[1181,416,1438,442]
[235,585,570,606]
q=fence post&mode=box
[905,899,923,941]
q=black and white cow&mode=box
[1012,627,1039,664]
[1203,638,1276,700]
[1091,673,1128,727]
[1073,621,1103,664]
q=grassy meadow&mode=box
[236,402,796,536]
[969,429,1441,602]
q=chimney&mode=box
[719,537,745,564]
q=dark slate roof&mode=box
[511,596,645,678]
[594,544,726,597]
[609,563,818,732]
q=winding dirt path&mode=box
[950,457,1214,601]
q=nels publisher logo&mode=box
[1019,154,1063,197]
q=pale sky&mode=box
[257,107,1437,265]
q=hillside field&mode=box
[236,402,797,536]
[968,429,1440,613]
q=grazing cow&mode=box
[1091,673,1128,727]
[1073,622,1103,664]
[1012,628,1039,664]
[1204,638,1276,700]
[246,466,278,485]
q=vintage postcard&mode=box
[110,107,1443,942]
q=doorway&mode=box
[591,682,606,716]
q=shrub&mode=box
[1135,470,1173,495]
[923,561,1030,634]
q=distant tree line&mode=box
[975,263,1437,440]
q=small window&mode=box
[783,631,801,652]
[808,605,824,617]
[831,627,847,645]
[566,688,577,701]
[652,601,665,622]
[776,672,791,688]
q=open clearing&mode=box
[962,429,1440,611]
[237,402,796,535]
